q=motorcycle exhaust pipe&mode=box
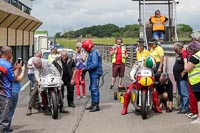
[138,90,141,106]
[147,88,150,106]
[131,90,141,110]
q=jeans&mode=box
[6,92,19,132]
[0,95,11,133]
[177,80,189,111]
[153,31,165,40]
[27,73,35,88]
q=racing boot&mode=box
[85,102,95,110]
[121,92,131,115]
[89,103,100,112]
[152,91,162,113]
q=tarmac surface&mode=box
[12,62,200,133]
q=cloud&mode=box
[31,0,200,36]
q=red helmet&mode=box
[82,39,94,52]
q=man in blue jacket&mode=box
[0,46,21,132]
[81,39,103,112]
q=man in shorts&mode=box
[110,38,128,90]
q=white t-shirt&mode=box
[27,57,34,74]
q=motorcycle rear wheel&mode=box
[50,91,58,119]
[141,91,147,119]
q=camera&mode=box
[17,57,24,66]
[17,57,22,64]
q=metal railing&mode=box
[95,41,190,68]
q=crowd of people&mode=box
[117,33,200,125]
[0,39,103,132]
[0,9,200,133]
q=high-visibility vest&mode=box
[112,46,126,64]
[188,51,200,85]
[150,16,166,31]
[48,54,60,63]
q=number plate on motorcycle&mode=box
[141,70,152,77]
[47,76,57,84]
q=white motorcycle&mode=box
[40,67,63,119]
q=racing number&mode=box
[51,78,54,83]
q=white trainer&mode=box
[191,118,200,124]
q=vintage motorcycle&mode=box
[40,67,63,119]
[122,56,156,119]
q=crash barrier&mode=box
[95,41,190,106]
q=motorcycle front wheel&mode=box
[141,90,147,119]
[50,91,58,119]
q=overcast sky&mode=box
[31,0,200,36]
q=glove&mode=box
[182,49,187,59]
[82,68,88,73]
[81,69,88,80]
[81,72,85,80]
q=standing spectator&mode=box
[53,50,76,108]
[26,51,42,115]
[81,39,103,112]
[0,46,21,132]
[27,51,42,90]
[130,39,150,82]
[146,10,168,41]
[173,42,189,114]
[109,38,128,90]
[185,32,200,119]
[48,45,60,63]
[6,63,25,132]
[154,73,173,113]
[184,41,200,124]
[136,39,150,61]
[74,42,87,99]
[148,38,164,73]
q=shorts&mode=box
[193,92,200,102]
[153,31,165,40]
[112,64,125,78]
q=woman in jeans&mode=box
[6,64,25,132]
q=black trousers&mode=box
[62,80,74,104]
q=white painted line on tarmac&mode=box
[21,81,30,91]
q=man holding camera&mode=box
[109,38,128,90]
[0,46,21,132]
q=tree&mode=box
[177,24,193,38]
[122,24,139,38]
[55,32,62,38]
[63,31,76,38]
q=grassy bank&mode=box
[56,38,138,50]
